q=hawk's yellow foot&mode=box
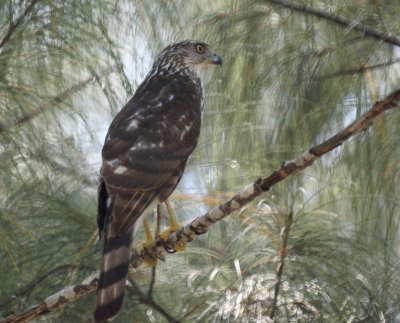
[141,217,163,266]
[159,200,186,251]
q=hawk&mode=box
[95,40,222,322]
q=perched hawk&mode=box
[95,40,222,322]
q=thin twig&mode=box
[314,59,400,81]
[127,279,179,323]
[2,88,400,322]
[0,0,39,50]
[148,266,157,298]
[0,67,114,135]
[270,210,293,318]
[8,0,13,29]
[266,0,400,47]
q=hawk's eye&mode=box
[196,44,204,53]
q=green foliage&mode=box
[1,0,400,322]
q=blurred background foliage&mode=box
[1,0,400,322]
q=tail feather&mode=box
[94,225,133,322]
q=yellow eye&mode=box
[196,44,204,53]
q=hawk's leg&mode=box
[159,200,186,251]
[141,208,165,266]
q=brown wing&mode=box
[99,72,202,236]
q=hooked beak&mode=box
[212,54,222,66]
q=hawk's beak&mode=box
[211,54,222,66]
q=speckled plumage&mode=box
[95,40,221,322]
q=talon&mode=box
[141,244,158,266]
[159,200,187,251]
[164,246,177,254]
[159,229,184,252]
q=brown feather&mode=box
[95,40,221,322]
[95,220,132,322]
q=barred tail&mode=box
[94,223,133,322]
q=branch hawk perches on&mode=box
[95,40,222,322]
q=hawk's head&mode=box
[155,40,222,74]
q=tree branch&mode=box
[0,265,95,310]
[0,0,39,50]
[2,88,400,322]
[265,0,400,47]
[1,272,99,323]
